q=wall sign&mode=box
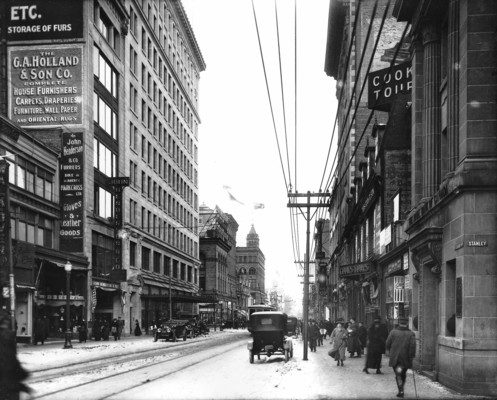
[59,132,84,253]
[7,0,83,41]
[339,262,371,277]
[368,61,412,111]
[8,46,83,127]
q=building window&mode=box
[153,251,161,273]
[94,92,117,139]
[93,138,116,177]
[130,241,137,267]
[95,186,113,219]
[93,48,117,97]
[141,246,150,270]
[7,158,55,202]
[92,232,113,278]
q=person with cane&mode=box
[385,317,416,398]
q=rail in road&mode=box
[28,331,249,399]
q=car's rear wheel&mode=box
[249,350,254,364]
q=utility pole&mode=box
[288,191,330,361]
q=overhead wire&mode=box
[320,0,389,200]
[274,0,293,192]
[251,0,290,193]
[335,20,410,191]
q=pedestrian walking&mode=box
[385,317,416,398]
[93,318,102,341]
[33,316,45,345]
[111,318,119,341]
[117,316,124,340]
[134,320,142,336]
[358,321,367,354]
[347,317,361,357]
[363,316,388,374]
[329,322,348,366]
[308,320,320,352]
[318,320,327,345]
[0,311,31,400]
[102,320,110,341]
[78,320,87,343]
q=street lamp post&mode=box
[63,260,73,349]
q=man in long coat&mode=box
[385,317,416,398]
[347,317,361,357]
[0,312,31,400]
[363,316,388,374]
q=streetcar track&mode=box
[100,340,244,400]
[28,337,206,383]
[30,333,249,399]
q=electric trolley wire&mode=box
[274,0,293,192]
[251,0,290,193]
[294,0,298,192]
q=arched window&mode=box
[238,267,247,275]
[249,267,256,275]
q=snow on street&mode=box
[17,331,488,400]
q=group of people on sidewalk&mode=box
[321,316,416,398]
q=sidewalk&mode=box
[286,336,489,400]
[17,329,244,372]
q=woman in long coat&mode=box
[329,323,348,366]
[363,317,388,374]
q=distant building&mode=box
[198,204,241,323]
[236,225,266,305]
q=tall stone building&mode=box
[0,0,205,340]
[198,204,242,324]
[325,0,497,396]
[236,225,266,305]
[393,0,497,396]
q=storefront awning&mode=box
[16,284,36,290]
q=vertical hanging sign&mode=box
[109,177,129,282]
[60,132,84,252]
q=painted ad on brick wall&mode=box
[8,46,83,127]
[7,0,83,41]
[60,131,84,253]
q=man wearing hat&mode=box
[385,317,416,398]
[363,316,389,374]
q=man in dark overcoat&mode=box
[385,317,416,398]
[0,312,31,400]
[363,316,388,374]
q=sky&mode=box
[182,0,338,308]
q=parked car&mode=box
[153,319,189,342]
[247,311,293,363]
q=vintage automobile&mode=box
[287,316,298,337]
[153,319,189,342]
[247,311,293,363]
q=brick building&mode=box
[0,0,205,339]
[324,0,409,328]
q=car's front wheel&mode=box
[249,350,254,364]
